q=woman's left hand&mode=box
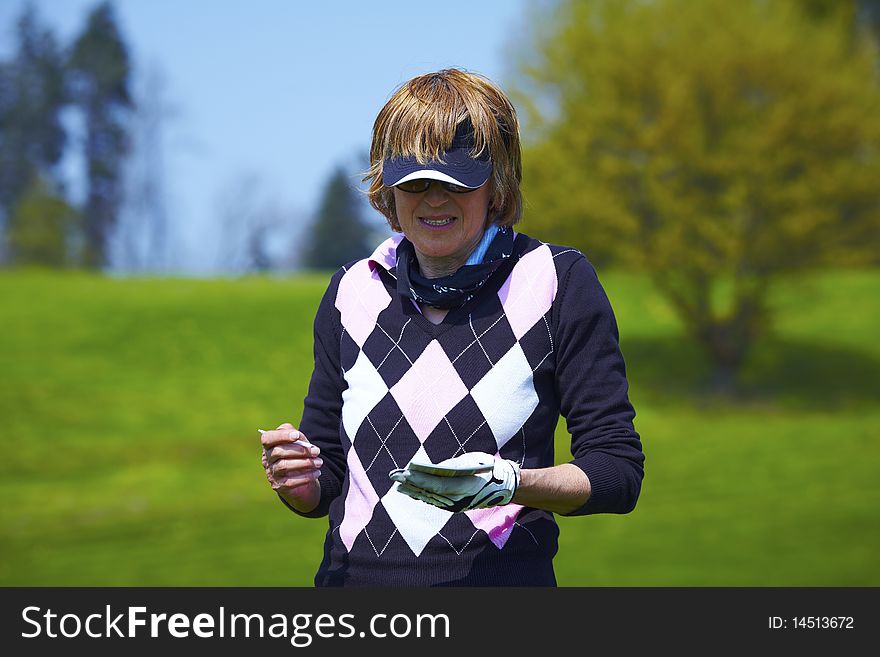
[390,452,520,512]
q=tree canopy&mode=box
[514,0,880,386]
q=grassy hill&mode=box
[1,268,877,585]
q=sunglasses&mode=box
[394,179,481,194]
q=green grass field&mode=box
[1,267,878,586]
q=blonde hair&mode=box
[365,68,523,231]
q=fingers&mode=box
[396,483,442,506]
[266,441,319,465]
[401,471,443,490]
[404,471,479,495]
[260,427,321,470]
[396,482,455,508]
[271,469,322,493]
[272,456,323,477]
[261,427,312,450]
[389,468,409,484]
[260,424,323,497]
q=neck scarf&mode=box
[395,225,515,309]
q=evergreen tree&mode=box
[68,1,133,269]
[0,2,68,260]
[302,166,371,270]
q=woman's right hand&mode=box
[261,422,322,513]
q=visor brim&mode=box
[382,150,492,189]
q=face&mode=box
[392,180,493,267]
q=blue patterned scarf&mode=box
[395,226,514,309]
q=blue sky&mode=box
[0,0,533,273]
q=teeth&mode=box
[422,217,453,226]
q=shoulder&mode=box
[511,231,594,286]
[327,238,400,345]
[312,248,382,327]
[324,234,401,296]
[509,233,614,328]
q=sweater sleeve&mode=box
[279,269,348,518]
[552,255,645,516]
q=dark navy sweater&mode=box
[285,231,645,586]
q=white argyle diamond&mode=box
[470,342,539,449]
[381,446,454,557]
[342,349,389,444]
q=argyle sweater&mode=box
[287,231,645,586]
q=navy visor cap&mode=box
[382,121,492,189]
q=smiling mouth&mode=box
[420,216,455,227]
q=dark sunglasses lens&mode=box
[395,179,476,193]
[396,179,431,193]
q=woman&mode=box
[261,68,645,586]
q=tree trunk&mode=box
[694,321,748,396]
[692,291,768,397]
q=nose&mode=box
[423,181,450,206]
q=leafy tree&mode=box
[7,177,81,267]
[68,1,133,269]
[514,0,880,390]
[0,2,68,245]
[302,166,372,270]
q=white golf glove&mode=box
[389,452,521,512]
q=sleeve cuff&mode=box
[565,451,626,516]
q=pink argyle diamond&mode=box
[497,244,557,340]
[339,448,380,551]
[465,504,524,550]
[335,259,392,347]
[389,341,468,442]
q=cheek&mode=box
[464,196,492,228]
[392,191,417,211]
[391,191,409,228]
